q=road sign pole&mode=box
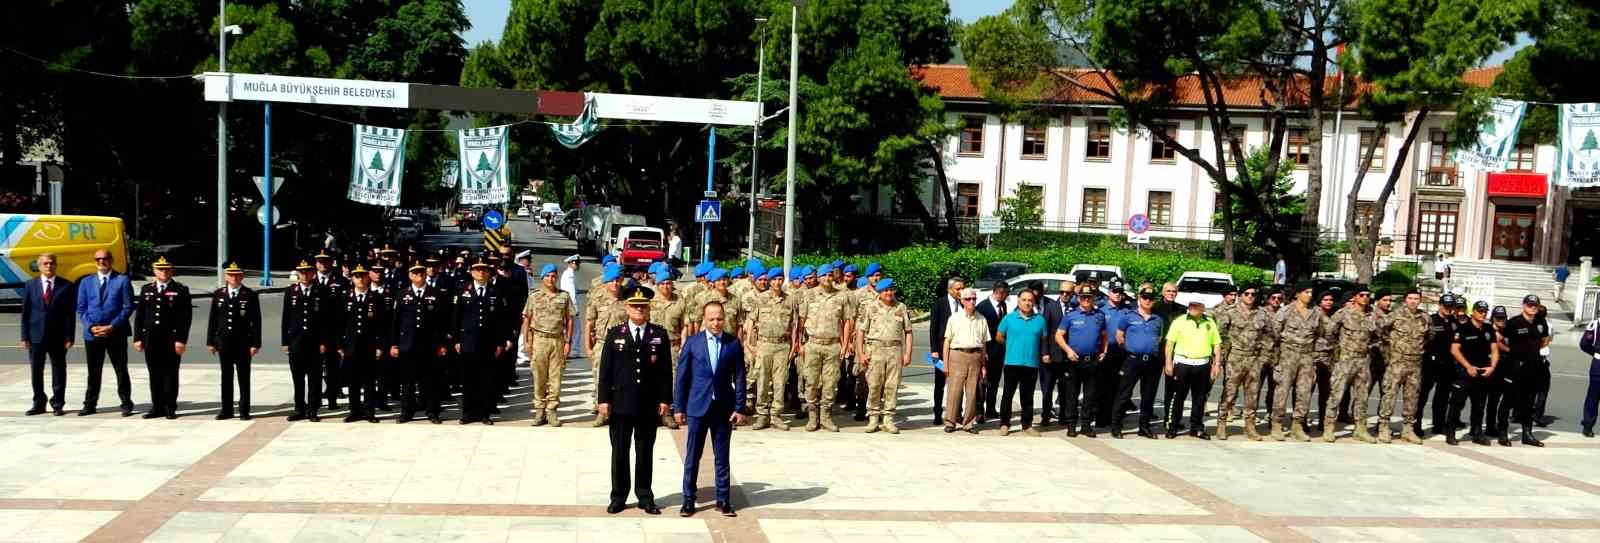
[261,102,272,287]
[703,126,715,265]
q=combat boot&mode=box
[1291,417,1311,442]
[1270,418,1285,441]
[864,415,881,433]
[1520,424,1544,447]
[1400,424,1422,444]
[881,418,900,434]
[591,413,608,427]
[1216,417,1230,440]
[820,407,840,432]
[750,416,770,431]
[1321,417,1337,442]
[770,415,789,431]
[1244,416,1263,441]
[805,408,820,432]
[548,413,563,427]
[530,409,545,426]
[1353,423,1374,443]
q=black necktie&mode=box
[998,301,1007,316]
[99,276,108,300]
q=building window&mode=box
[1428,129,1456,169]
[1416,202,1459,256]
[1149,123,1178,162]
[1354,200,1378,237]
[1085,121,1112,160]
[1021,123,1047,159]
[956,183,980,218]
[1286,128,1311,167]
[959,116,985,156]
[1223,125,1246,164]
[1082,188,1108,226]
[1358,128,1387,171]
[1509,143,1536,171]
[1147,191,1172,228]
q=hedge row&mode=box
[732,245,1269,309]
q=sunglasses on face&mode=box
[961,297,976,302]
[94,257,111,261]
[1242,291,1257,297]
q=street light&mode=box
[215,0,232,286]
[747,17,767,258]
[782,1,801,279]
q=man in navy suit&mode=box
[673,300,748,518]
[76,249,135,416]
[21,253,76,416]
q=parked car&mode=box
[388,216,421,245]
[516,207,531,218]
[1068,264,1124,286]
[561,209,582,238]
[597,213,648,256]
[974,272,1076,310]
[615,227,667,269]
[1174,272,1235,309]
[977,261,1030,286]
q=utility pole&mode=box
[747,17,767,258]
[216,0,229,286]
[782,2,800,279]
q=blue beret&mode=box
[864,262,882,276]
[601,263,622,282]
[601,254,616,265]
[539,264,557,276]
[708,268,728,282]
[694,261,712,277]
[731,266,745,278]
[747,260,766,275]
[801,265,816,277]
[855,277,868,289]
[766,268,784,280]
[876,278,895,291]
[654,267,673,282]
[817,263,834,276]
[842,264,858,274]
[830,259,845,268]
[647,261,663,273]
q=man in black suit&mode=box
[391,263,448,423]
[454,258,510,425]
[21,253,76,416]
[205,262,260,420]
[927,276,965,424]
[283,261,327,421]
[134,256,192,419]
[975,281,1010,422]
[340,264,387,423]
[1030,281,1066,425]
[598,280,674,516]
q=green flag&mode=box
[348,124,407,206]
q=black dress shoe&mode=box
[1137,426,1155,439]
[1081,425,1096,438]
[287,413,306,422]
[639,501,661,515]
[240,414,252,421]
[606,503,625,514]
[1189,430,1211,440]
[429,415,443,424]
[459,417,471,425]
[483,418,495,426]
[1497,435,1512,447]
[122,407,135,417]
[1165,429,1179,439]
[1112,427,1124,439]
[679,504,696,517]
[26,407,46,416]
[1066,426,1078,437]
[165,413,177,420]
[216,413,234,421]
[1583,427,1595,438]
[307,413,320,422]
[717,503,737,517]
[367,414,379,423]
[79,408,97,417]
[1472,435,1492,446]
[344,414,361,423]
[141,410,162,419]
[54,408,64,416]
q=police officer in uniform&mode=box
[283,260,327,421]
[392,263,448,423]
[205,262,260,420]
[1496,295,1549,447]
[455,258,510,425]
[1447,300,1499,446]
[1417,294,1457,436]
[340,264,387,423]
[134,256,192,419]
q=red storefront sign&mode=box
[1486,172,1548,198]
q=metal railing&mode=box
[1421,168,1458,187]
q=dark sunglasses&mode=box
[961,297,976,302]
[1242,291,1257,296]
[94,257,112,261]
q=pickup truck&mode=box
[615,226,667,269]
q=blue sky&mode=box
[460,0,1013,45]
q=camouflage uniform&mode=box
[1324,304,1376,441]
[799,285,855,431]
[1379,306,1431,442]
[857,298,911,433]
[523,286,574,424]
[1215,304,1272,438]
[583,288,625,421]
[746,288,799,428]
[1272,303,1327,439]
[649,292,688,372]
[689,288,743,337]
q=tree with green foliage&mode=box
[1214,147,1302,266]
[997,185,1045,232]
[1341,0,1527,282]
[1477,0,1599,144]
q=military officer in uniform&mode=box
[1214,284,1272,440]
[206,262,260,420]
[455,258,510,425]
[311,251,351,410]
[745,268,799,430]
[649,266,689,428]
[1325,287,1376,442]
[1376,289,1430,443]
[392,263,448,423]
[797,263,856,432]
[598,281,673,515]
[586,263,627,426]
[133,256,192,419]
[855,279,912,434]
[282,261,327,421]
[523,263,575,427]
[340,264,387,423]
[1271,281,1326,441]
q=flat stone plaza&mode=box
[1,362,1596,542]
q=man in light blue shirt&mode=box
[995,290,1050,436]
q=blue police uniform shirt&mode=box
[1118,310,1165,355]
[1059,307,1108,355]
[997,310,1047,368]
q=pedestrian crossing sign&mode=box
[696,199,721,223]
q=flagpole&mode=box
[261,102,272,286]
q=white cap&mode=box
[563,254,580,263]
[515,250,532,261]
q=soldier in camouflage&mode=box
[523,264,575,427]
[1376,289,1430,443]
[1310,290,1340,434]
[1214,284,1273,440]
[744,268,799,430]
[1324,287,1376,443]
[797,264,855,432]
[855,279,912,434]
[584,263,626,427]
[689,269,743,338]
[1271,282,1327,441]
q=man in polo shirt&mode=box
[1112,288,1165,438]
[1165,300,1222,439]
[995,289,1051,436]
[1055,285,1108,437]
[941,287,988,433]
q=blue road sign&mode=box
[482,209,505,230]
[1128,213,1150,234]
[696,200,722,223]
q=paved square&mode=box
[760,519,1267,543]
[0,418,246,501]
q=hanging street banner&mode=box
[1455,98,1526,171]
[552,94,601,148]
[347,125,408,206]
[1556,103,1600,187]
[205,72,409,109]
[440,159,458,188]
[591,93,759,126]
[458,125,511,204]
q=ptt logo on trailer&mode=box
[28,222,98,242]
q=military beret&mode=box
[601,263,623,282]
[842,264,858,274]
[654,267,673,282]
[830,259,845,269]
[876,278,895,291]
[766,268,784,280]
[1293,280,1314,293]
[817,263,834,276]
[746,258,766,275]
[730,266,745,279]
[539,264,558,277]
[801,265,816,277]
[693,261,713,277]
[1373,288,1392,299]
[856,277,868,289]
[601,254,616,265]
[864,262,882,276]
[708,268,728,282]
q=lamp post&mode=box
[747,17,767,259]
[216,0,228,285]
[782,1,801,279]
